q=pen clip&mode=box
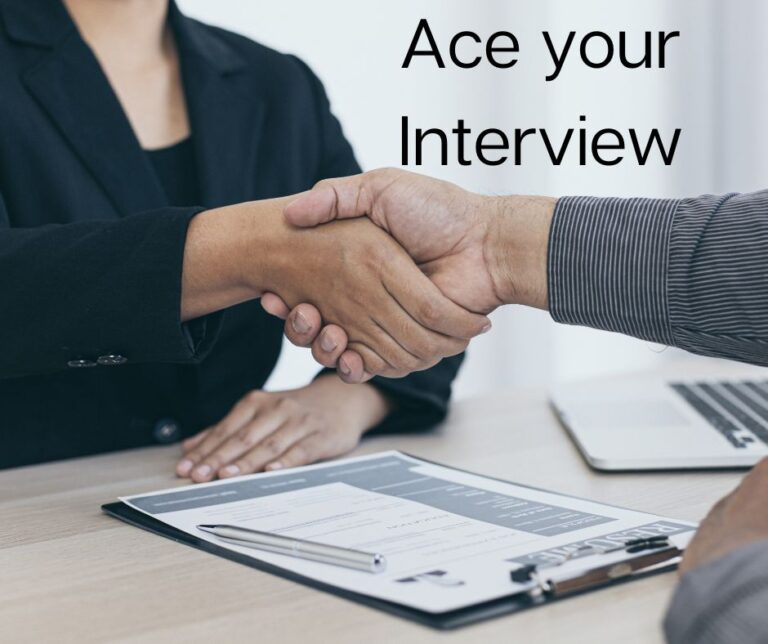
[541,545,683,597]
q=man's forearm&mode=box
[491,189,768,366]
[485,195,556,309]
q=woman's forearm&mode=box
[180,197,293,322]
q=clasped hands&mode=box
[261,168,556,382]
[175,168,554,483]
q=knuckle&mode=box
[235,430,258,450]
[202,455,222,470]
[185,449,204,464]
[210,423,234,443]
[418,301,440,327]
[398,354,421,376]
[313,177,333,191]
[262,437,283,458]
[376,167,399,181]
[247,390,266,403]
[209,423,228,439]
[277,397,300,413]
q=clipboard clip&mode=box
[510,536,683,598]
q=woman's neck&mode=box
[62,0,190,149]
[63,0,171,70]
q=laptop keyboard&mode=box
[670,381,768,448]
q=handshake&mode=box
[258,168,556,384]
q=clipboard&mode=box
[102,455,688,630]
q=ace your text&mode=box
[401,20,682,168]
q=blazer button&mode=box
[97,354,128,366]
[154,419,181,444]
[67,359,97,368]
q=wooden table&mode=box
[0,365,750,643]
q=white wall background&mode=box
[178,0,766,398]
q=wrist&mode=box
[305,374,392,432]
[483,195,556,309]
[230,198,296,297]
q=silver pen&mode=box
[197,524,387,574]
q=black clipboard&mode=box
[102,456,686,630]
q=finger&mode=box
[265,432,332,471]
[284,169,407,229]
[383,256,491,340]
[284,304,323,347]
[356,333,442,380]
[337,350,366,384]
[374,295,469,366]
[190,402,293,482]
[284,174,372,227]
[358,257,470,366]
[310,325,349,368]
[261,292,291,319]
[177,392,267,477]
[181,429,210,453]
[228,417,315,476]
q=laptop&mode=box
[550,375,768,470]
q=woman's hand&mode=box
[175,375,391,483]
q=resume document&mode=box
[122,452,695,613]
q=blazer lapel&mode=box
[171,6,266,207]
[4,0,266,213]
[20,24,167,215]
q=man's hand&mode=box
[246,204,489,379]
[287,169,505,313]
[261,168,556,382]
[679,458,768,576]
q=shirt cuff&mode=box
[664,540,768,644]
[548,195,680,345]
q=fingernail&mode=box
[266,461,283,471]
[320,332,337,353]
[481,322,492,334]
[194,464,212,478]
[339,357,351,375]
[292,311,310,334]
[177,459,194,476]
[221,464,240,477]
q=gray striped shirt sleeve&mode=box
[663,541,768,644]
[548,190,768,365]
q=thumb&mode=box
[284,174,373,228]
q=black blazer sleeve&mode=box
[0,198,218,379]
[294,58,465,433]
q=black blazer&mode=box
[0,0,463,469]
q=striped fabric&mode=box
[548,190,768,366]
[664,541,768,644]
